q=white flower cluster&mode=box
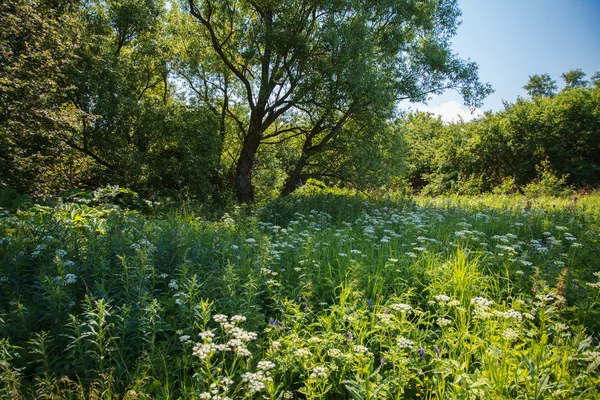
[192,343,214,360]
[294,348,313,358]
[501,328,519,342]
[397,337,414,349]
[471,297,494,308]
[199,378,234,400]
[493,309,522,322]
[353,345,369,354]
[241,370,272,394]
[328,348,344,358]
[310,366,329,380]
[193,315,257,360]
[436,317,452,327]
[53,273,77,286]
[390,303,412,313]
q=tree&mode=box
[62,0,221,199]
[591,71,600,89]
[185,0,492,203]
[523,73,557,98]
[0,0,81,194]
[561,69,587,88]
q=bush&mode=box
[523,160,573,197]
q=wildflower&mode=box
[63,260,75,268]
[55,249,67,257]
[192,343,214,360]
[231,315,247,323]
[502,328,519,342]
[241,371,272,394]
[235,346,252,357]
[390,303,412,313]
[245,238,256,244]
[387,258,398,263]
[294,348,312,358]
[310,366,329,380]
[448,300,461,307]
[471,297,493,308]
[436,317,452,327]
[221,377,234,386]
[213,314,228,323]
[179,335,191,342]
[257,360,276,371]
[231,327,257,342]
[328,348,344,358]
[397,337,414,349]
[168,280,179,290]
[64,274,77,284]
[434,294,451,303]
[199,331,215,341]
[503,309,523,321]
[214,344,231,352]
[434,346,440,358]
[353,345,369,354]
[419,348,425,360]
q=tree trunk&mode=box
[234,116,262,203]
[281,154,308,197]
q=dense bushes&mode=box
[402,82,600,195]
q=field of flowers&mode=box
[1,192,600,399]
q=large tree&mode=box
[186,0,491,203]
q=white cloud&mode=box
[416,101,483,123]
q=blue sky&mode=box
[416,0,600,121]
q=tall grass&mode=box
[0,192,599,398]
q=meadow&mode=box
[1,191,600,399]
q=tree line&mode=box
[2,0,598,204]
[1,0,491,203]
[402,71,600,195]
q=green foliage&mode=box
[523,160,573,198]
[401,73,600,195]
[562,69,588,88]
[492,176,518,195]
[0,0,82,195]
[1,193,600,397]
[1,0,222,201]
[182,0,491,202]
[524,73,558,98]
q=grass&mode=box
[0,191,599,398]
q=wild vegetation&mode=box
[2,0,600,398]
[402,74,600,196]
[1,189,600,398]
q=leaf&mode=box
[588,356,600,374]
[342,380,366,400]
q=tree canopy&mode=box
[184,0,491,202]
[6,1,598,204]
